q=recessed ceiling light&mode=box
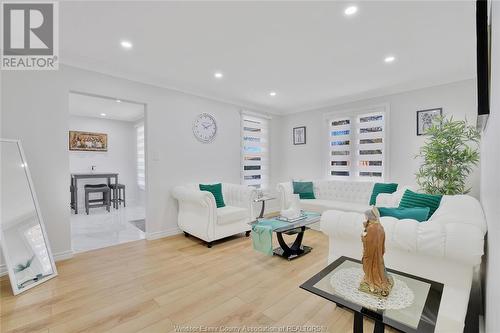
[269,91,277,97]
[214,72,223,79]
[344,6,358,16]
[120,40,133,49]
[100,113,107,117]
[384,55,396,63]
[116,99,121,103]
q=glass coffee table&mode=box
[250,211,321,260]
[300,256,443,333]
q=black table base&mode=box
[273,226,312,260]
[354,312,385,333]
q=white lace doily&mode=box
[330,267,414,310]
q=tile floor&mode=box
[71,203,145,253]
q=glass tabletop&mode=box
[253,196,276,202]
[300,256,443,333]
[250,211,321,233]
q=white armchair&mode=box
[172,183,257,247]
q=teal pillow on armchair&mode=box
[292,181,315,199]
[199,183,225,208]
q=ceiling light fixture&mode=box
[344,6,358,16]
[384,55,396,63]
[214,72,223,79]
[269,91,277,97]
[116,99,121,103]
[120,40,133,49]
[100,113,107,117]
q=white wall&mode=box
[277,79,480,197]
[2,70,72,258]
[482,1,500,331]
[69,115,142,206]
[1,65,276,256]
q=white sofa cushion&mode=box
[299,199,370,214]
[314,180,374,204]
[216,206,248,225]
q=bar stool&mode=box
[84,184,111,214]
[109,183,126,207]
[70,184,75,211]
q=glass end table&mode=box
[253,196,276,218]
[300,256,443,333]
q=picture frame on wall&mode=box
[416,108,442,136]
[293,126,306,145]
[69,131,108,151]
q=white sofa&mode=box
[321,190,487,332]
[277,180,375,215]
[172,183,257,247]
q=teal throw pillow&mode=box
[369,183,398,205]
[199,183,225,208]
[378,207,430,222]
[398,189,443,217]
[292,181,315,199]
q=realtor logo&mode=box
[1,2,58,70]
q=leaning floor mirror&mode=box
[1,139,57,295]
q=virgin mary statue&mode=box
[359,207,393,297]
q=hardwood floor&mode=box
[0,230,389,333]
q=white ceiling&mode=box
[69,93,144,122]
[60,1,476,115]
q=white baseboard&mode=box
[54,250,74,261]
[0,249,74,277]
[146,227,182,240]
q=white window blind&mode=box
[357,113,385,178]
[241,114,269,189]
[136,124,145,190]
[329,117,352,177]
[329,108,386,180]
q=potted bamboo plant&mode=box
[416,116,480,195]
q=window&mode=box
[329,117,352,177]
[241,113,269,189]
[136,123,145,190]
[328,107,386,180]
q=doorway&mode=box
[68,92,147,253]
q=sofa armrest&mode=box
[222,183,258,219]
[171,186,217,240]
[443,223,485,266]
[277,182,293,211]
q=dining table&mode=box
[70,172,119,214]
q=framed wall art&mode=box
[293,126,306,145]
[69,131,108,151]
[416,108,442,136]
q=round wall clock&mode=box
[192,113,217,143]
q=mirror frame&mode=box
[1,138,58,295]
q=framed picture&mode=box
[416,108,442,136]
[69,131,108,151]
[293,126,306,145]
